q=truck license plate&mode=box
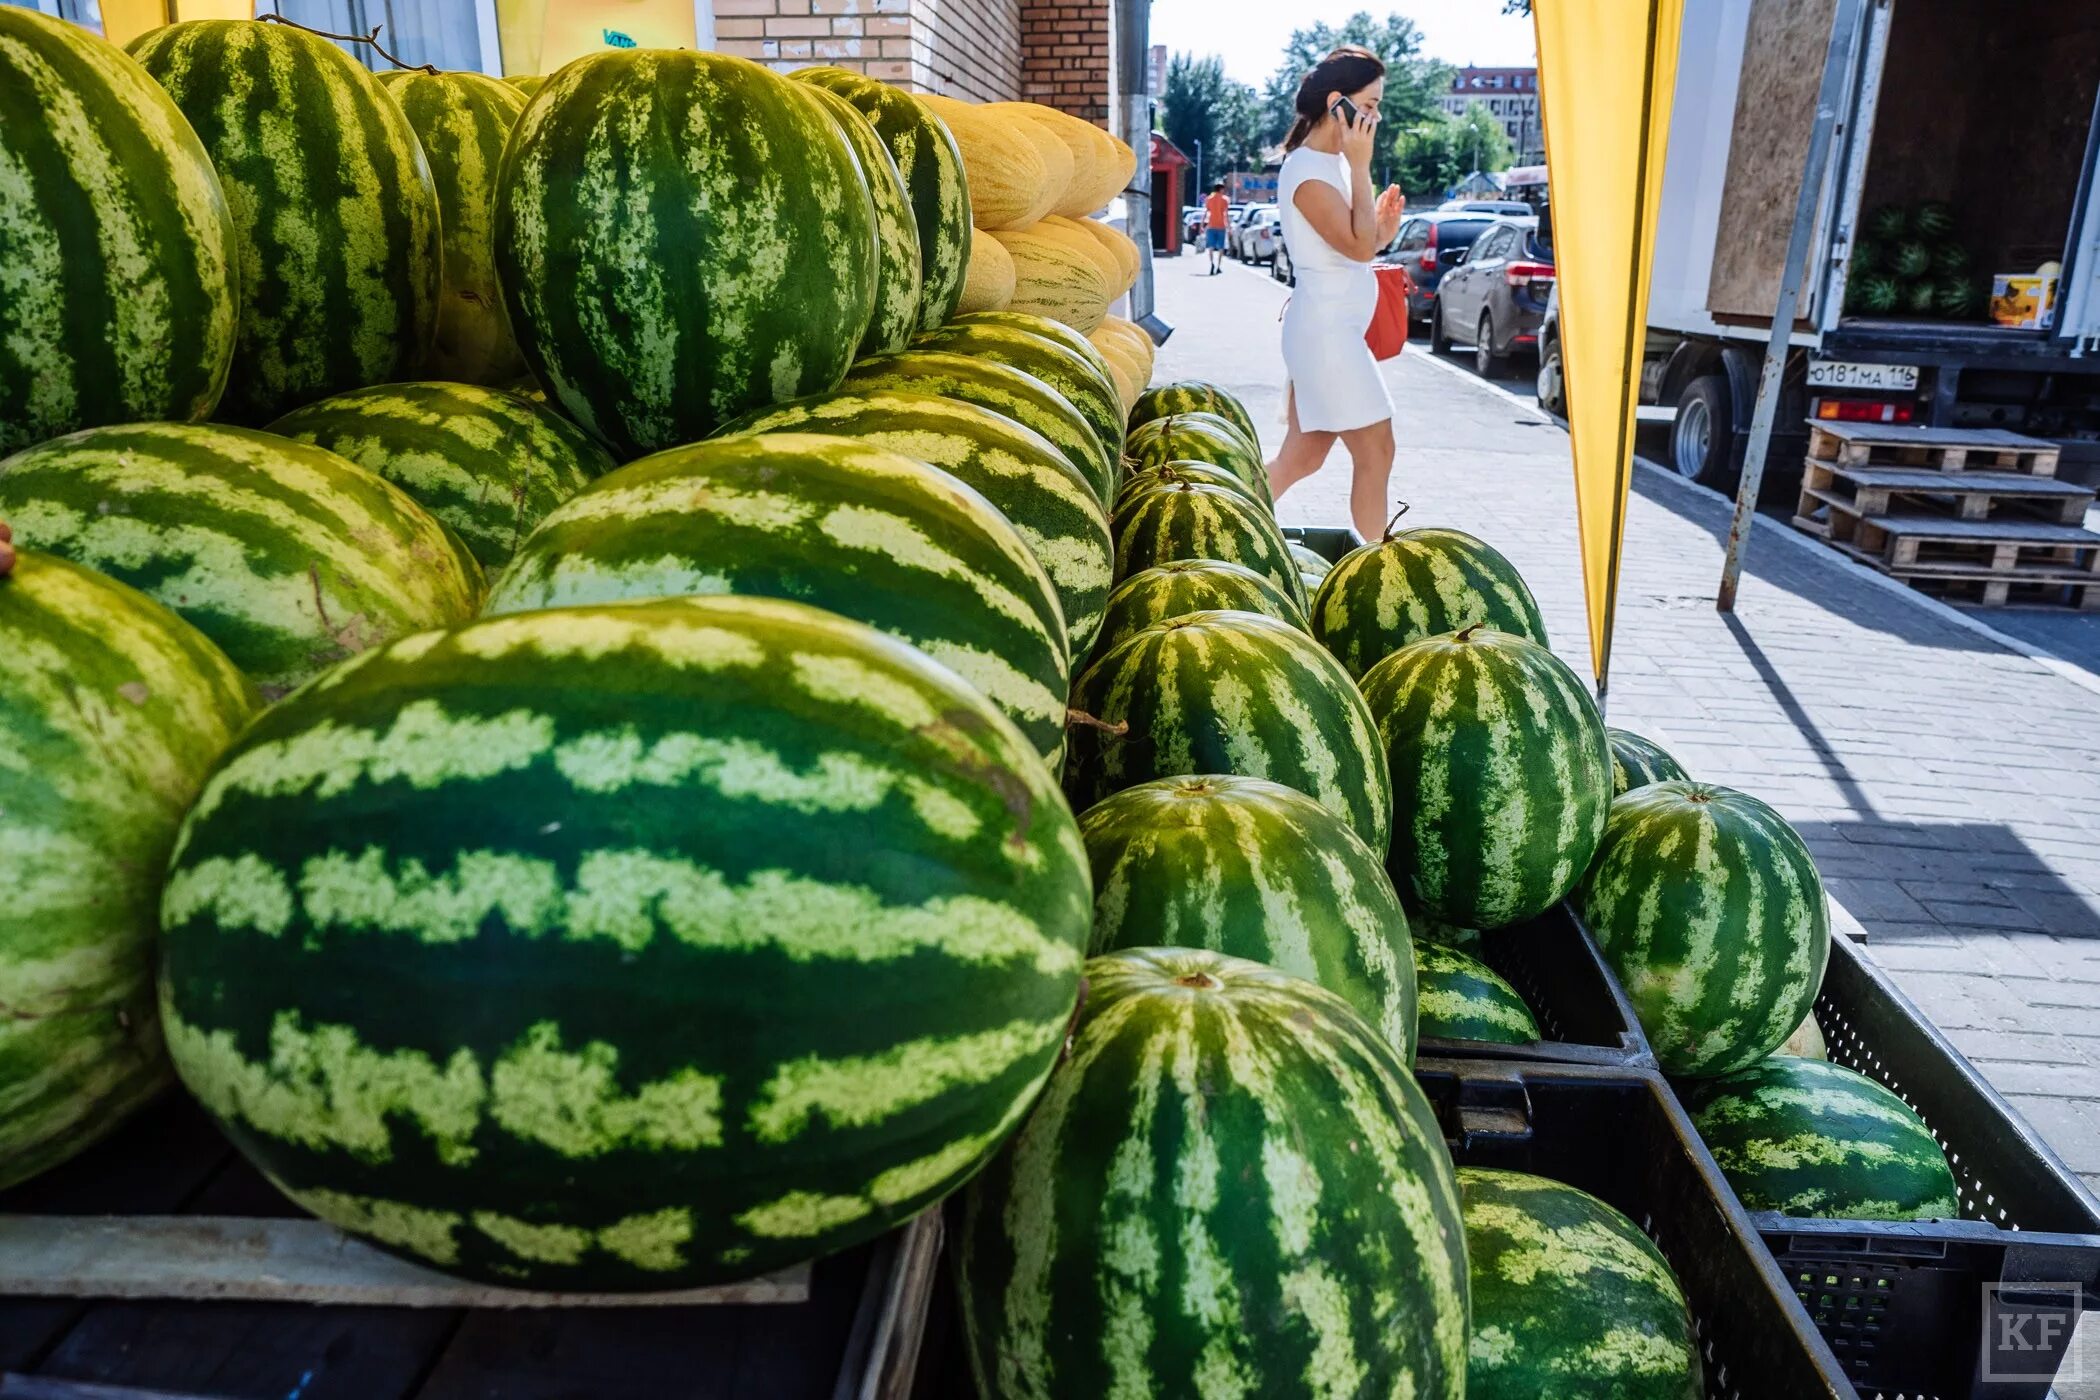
[1807,359,1919,391]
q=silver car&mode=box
[1229,204,1274,260]
[1241,207,1282,265]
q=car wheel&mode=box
[1476,312,1508,378]
[1671,374,1741,491]
[1536,335,1566,417]
[1429,299,1452,354]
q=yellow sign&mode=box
[101,0,255,45]
[1532,0,1683,696]
[505,0,697,76]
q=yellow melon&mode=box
[1096,314,1155,378]
[1077,218,1140,294]
[991,226,1113,333]
[1038,216,1123,294]
[999,104,1124,216]
[956,227,1017,313]
[1088,328,1145,410]
[919,94,1049,231]
[984,103,1075,223]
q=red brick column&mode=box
[1020,0,1109,123]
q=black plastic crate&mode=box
[1414,1058,1850,1399]
[1415,902,1655,1067]
[1280,524,1364,565]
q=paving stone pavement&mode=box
[1149,256,2100,1192]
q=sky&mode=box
[1147,0,1537,87]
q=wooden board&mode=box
[1804,423,2060,475]
[1795,466,2093,529]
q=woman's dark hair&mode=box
[1283,44,1386,153]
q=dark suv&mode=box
[1380,213,1498,327]
[1429,217,1555,376]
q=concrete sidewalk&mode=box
[1149,254,2100,1190]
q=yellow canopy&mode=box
[1532,0,1683,696]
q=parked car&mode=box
[1429,216,1555,376]
[1241,207,1282,265]
[1228,204,1273,260]
[1535,282,1565,416]
[1182,206,1204,247]
[1438,199,1534,216]
[1379,212,1498,326]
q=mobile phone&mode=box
[1331,96,1359,126]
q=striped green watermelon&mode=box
[494,50,876,457]
[376,70,529,385]
[1114,460,1271,515]
[1129,380,1261,445]
[1078,776,1417,1057]
[1065,610,1392,850]
[1112,482,1306,610]
[911,320,1124,471]
[1414,942,1538,1045]
[0,423,482,693]
[1459,1168,1701,1399]
[1125,407,1261,460]
[1578,782,1831,1077]
[1311,528,1547,679]
[793,67,970,331]
[1683,1057,1957,1219]
[1289,543,1333,580]
[957,947,1467,1400]
[842,350,1115,507]
[1412,912,1483,952]
[1092,559,1307,658]
[159,593,1091,1289]
[801,82,922,357]
[716,388,1113,653]
[0,10,237,455]
[484,433,1070,765]
[129,20,440,425]
[268,382,615,570]
[1608,726,1687,796]
[1360,626,1612,928]
[503,74,545,97]
[0,551,255,1191]
[1122,413,1268,498]
[948,310,1122,390]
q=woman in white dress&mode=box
[1269,46,1406,539]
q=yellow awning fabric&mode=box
[1532,0,1683,696]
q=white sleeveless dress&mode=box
[1277,147,1393,432]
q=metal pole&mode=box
[1113,0,1166,338]
[1716,0,1865,611]
[1193,139,1203,204]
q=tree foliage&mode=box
[1159,52,1267,183]
[1259,13,1450,147]
[1392,101,1518,196]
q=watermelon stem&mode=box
[1382,502,1411,540]
[256,12,436,74]
[1454,621,1486,643]
[1171,972,1222,990]
[1066,708,1130,738]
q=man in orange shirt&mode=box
[1203,182,1230,275]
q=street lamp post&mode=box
[1193,138,1203,201]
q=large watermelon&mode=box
[1129,380,1261,444]
[1608,726,1687,796]
[375,70,529,385]
[1311,527,1548,678]
[494,51,877,457]
[841,350,1116,507]
[1077,775,1417,1057]
[716,389,1113,653]
[1683,1057,1957,1219]
[1113,460,1270,516]
[0,423,481,693]
[1414,942,1538,1046]
[1092,559,1307,658]
[1578,782,1831,1077]
[1360,626,1612,928]
[793,67,971,331]
[911,320,1124,471]
[0,10,237,455]
[948,310,1122,391]
[1111,482,1306,610]
[1459,1168,1702,1399]
[801,83,922,357]
[129,20,440,424]
[158,594,1092,1289]
[1065,609,1392,850]
[484,433,1071,765]
[504,74,545,97]
[0,552,254,1191]
[1122,413,1268,501]
[268,381,615,570]
[957,947,1467,1400]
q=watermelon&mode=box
[1111,482,1307,611]
[0,10,237,455]
[494,50,877,457]
[1683,1057,1958,1220]
[841,350,1116,507]
[0,423,482,693]
[1933,274,1979,318]
[1092,559,1307,658]
[948,310,1122,392]
[1310,527,1547,679]
[956,947,1467,1400]
[504,74,545,97]
[1125,406,1261,461]
[1122,413,1269,501]
[129,20,440,424]
[1889,240,1931,280]
[267,382,615,570]
[374,70,529,385]
[159,593,1092,1289]
[1459,1168,1701,1399]
[793,67,971,331]
[1577,781,1831,1077]
[1414,942,1538,1045]
[1289,543,1333,580]
[1902,279,1937,315]
[484,433,1071,765]
[1931,241,1971,277]
[1854,274,1900,315]
[1064,609,1393,850]
[0,551,254,1191]
[1911,200,1955,240]
[800,82,922,357]
[911,320,1125,472]
[1077,775,1417,1056]
[1865,204,1907,243]
[1360,626,1612,929]
[716,389,1113,653]
[1113,460,1271,516]
[1412,911,1483,952]
[1847,237,1881,279]
[1129,380,1261,445]
[1607,726,1687,796]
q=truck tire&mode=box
[1672,374,1740,491]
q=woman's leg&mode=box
[1337,416,1396,541]
[1267,390,1338,502]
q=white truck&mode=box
[1631,0,2100,492]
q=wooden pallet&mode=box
[1902,569,2100,610]
[1804,422,2060,476]
[1797,459,2094,526]
[1794,504,2100,573]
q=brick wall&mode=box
[1019,0,1110,123]
[711,0,1028,100]
[916,0,1024,102]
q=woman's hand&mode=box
[1375,185,1404,247]
[1339,105,1379,171]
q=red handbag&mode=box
[1366,264,1412,360]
